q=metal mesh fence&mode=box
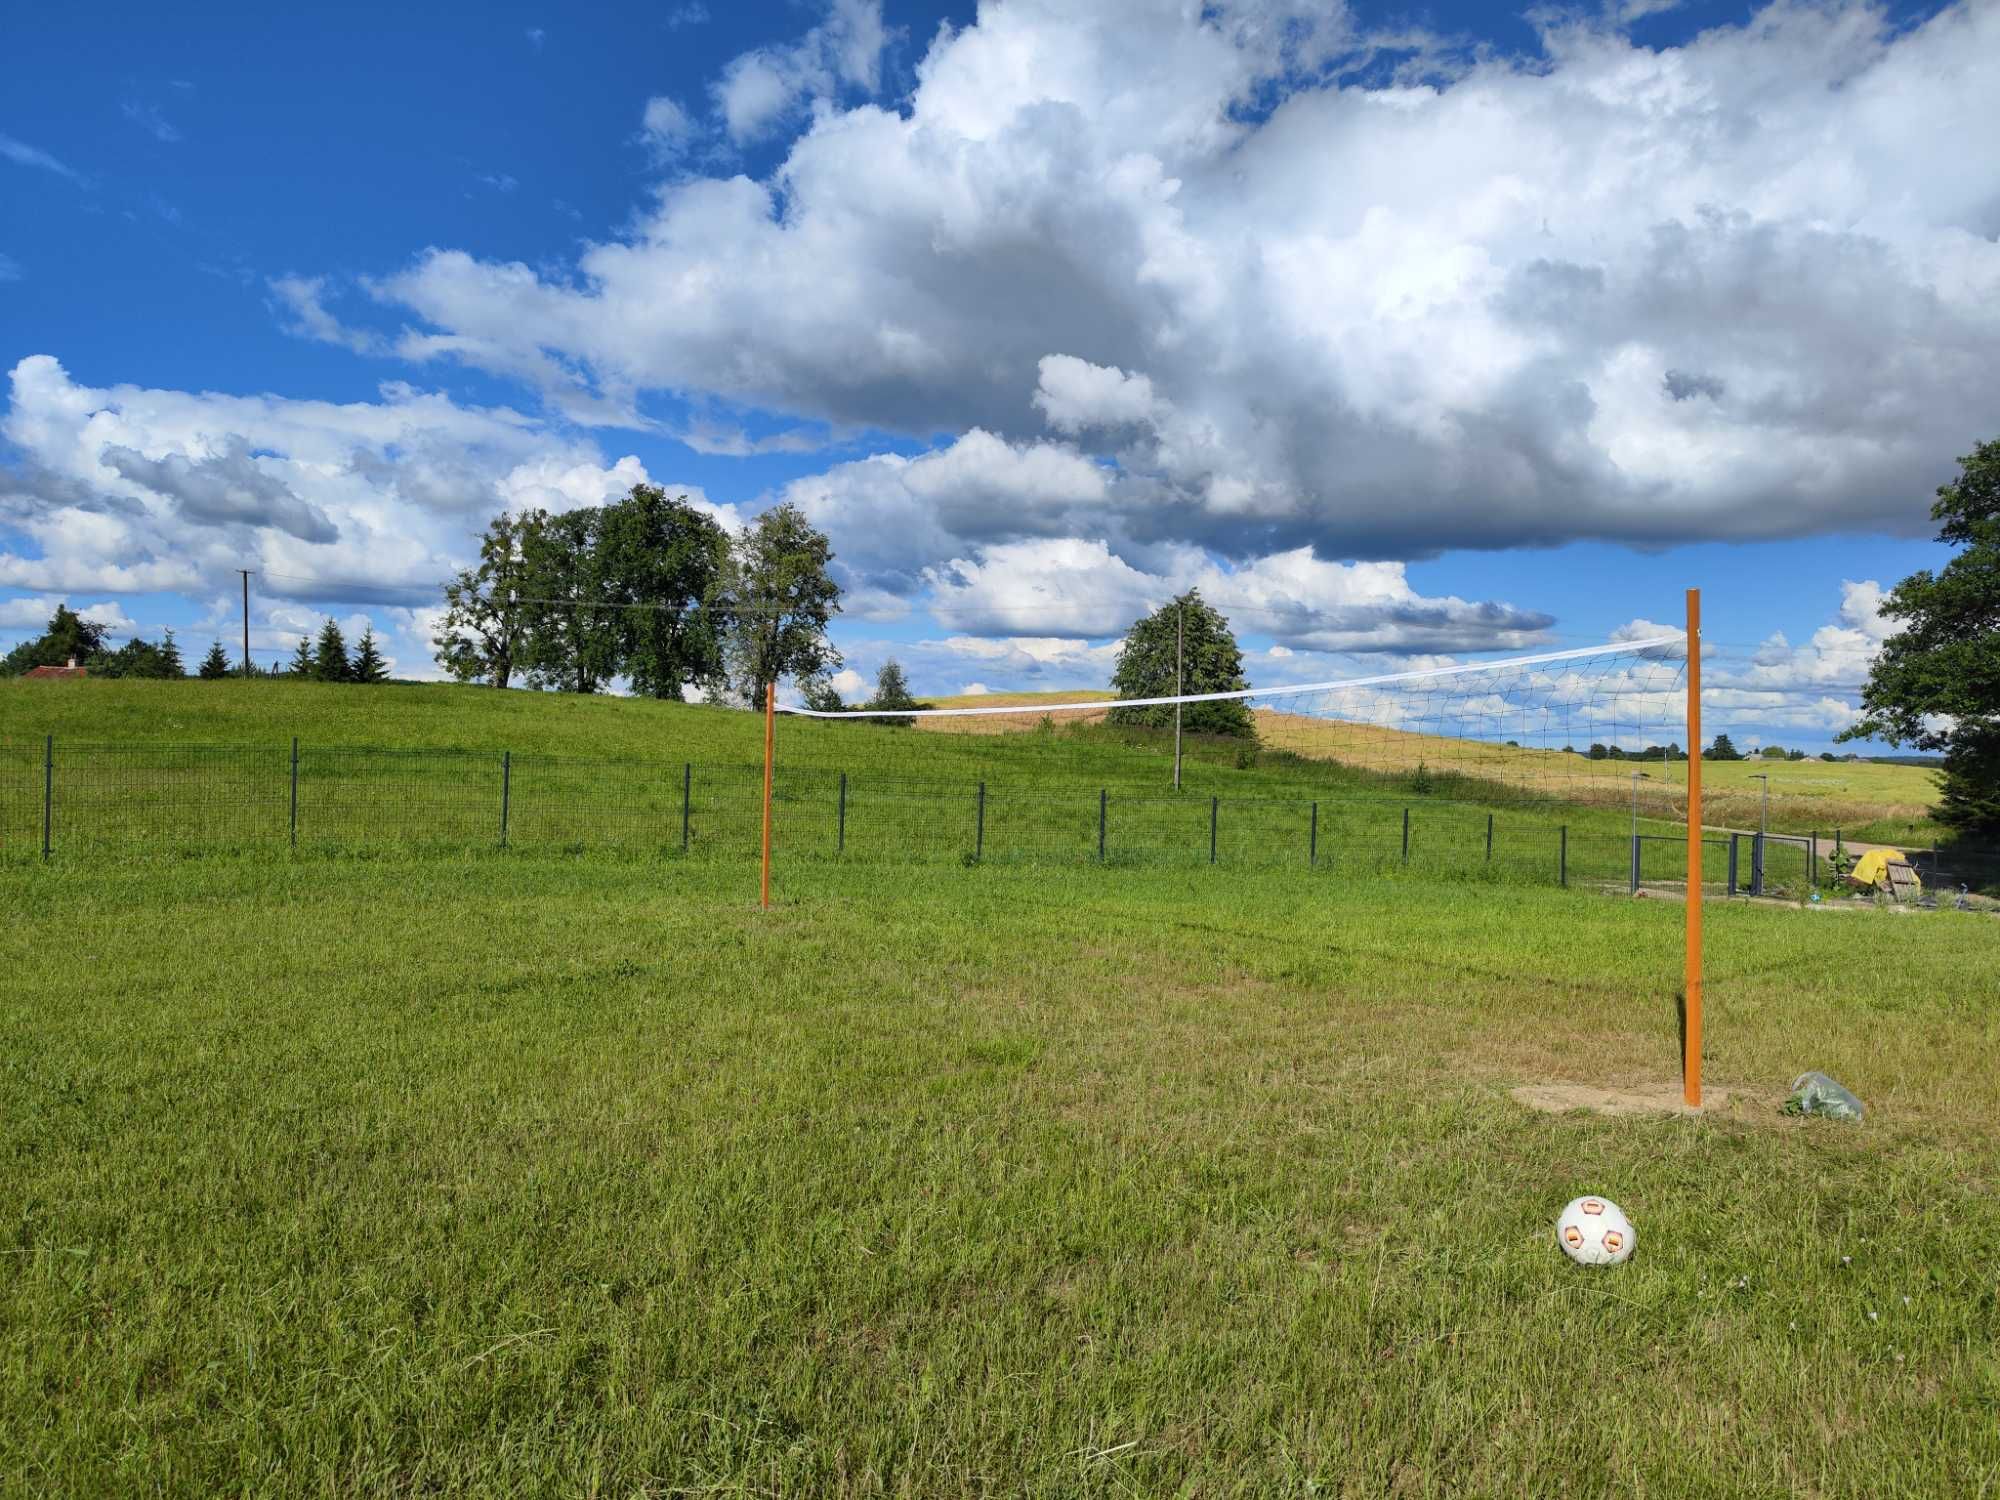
[0,737,1820,894]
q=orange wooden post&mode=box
[761,682,775,911]
[1684,588,1703,1109]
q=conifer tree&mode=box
[288,636,315,675]
[313,619,350,682]
[351,625,389,684]
[199,641,232,679]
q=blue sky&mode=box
[2,0,1990,749]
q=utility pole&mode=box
[1173,600,1184,792]
[238,570,253,677]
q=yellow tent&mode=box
[1850,847,1920,894]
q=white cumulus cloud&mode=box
[368,0,2000,562]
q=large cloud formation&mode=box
[8,0,1995,697]
[0,356,717,673]
[370,0,2000,567]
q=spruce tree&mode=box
[351,625,389,684]
[199,641,232,679]
[313,619,349,682]
[288,636,315,676]
[160,629,185,677]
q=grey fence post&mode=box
[836,771,846,855]
[1485,813,1493,862]
[682,763,692,852]
[1309,801,1318,867]
[1559,825,1568,888]
[289,737,299,848]
[975,781,985,862]
[1209,796,1218,865]
[1401,806,1410,861]
[500,751,511,848]
[1809,830,1818,888]
[1630,833,1640,895]
[1727,835,1739,895]
[1098,789,1107,862]
[1751,833,1765,897]
[41,734,52,860]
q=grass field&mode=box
[3,851,1998,1495]
[924,689,1945,845]
[0,679,1931,894]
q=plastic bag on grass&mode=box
[1782,1072,1864,1121]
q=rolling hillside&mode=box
[1,676,1942,845]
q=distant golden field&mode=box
[922,689,1941,837]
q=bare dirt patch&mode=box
[1510,1081,1736,1118]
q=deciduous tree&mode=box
[1109,590,1254,739]
[433,511,526,689]
[718,502,842,708]
[1844,438,2000,833]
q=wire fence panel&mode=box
[835,774,977,864]
[0,741,44,862]
[686,762,768,861]
[1212,798,1315,869]
[770,767,844,861]
[507,754,679,852]
[978,787,1100,866]
[49,743,289,855]
[14,736,1948,896]
[301,748,503,850]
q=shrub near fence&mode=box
[0,738,1667,888]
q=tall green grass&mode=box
[0,680,1754,892]
[2,853,1996,1494]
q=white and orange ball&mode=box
[1556,1196,1636,1266]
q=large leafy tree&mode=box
[84,636,182,680]
[1,605,110,676]
[433,511,526,689]
[1843,439,2000,834]
[1,607,188,678]
[867,658,921,728]
[1109,589,1255,739]
[516,507,622,694]
[718,502,842,708]
[596,485,731,700]
[91,632,183,679]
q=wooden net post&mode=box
[761,683,775,911]
[1684,588,1703,1109]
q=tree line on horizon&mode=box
[430,485,840,707]
[1,434,1991,835]
[0,603,392,684]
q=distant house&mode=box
[23,657,87,680]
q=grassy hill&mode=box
[925,688,1943,844]
[0,677,1939,868]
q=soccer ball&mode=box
[1556,1196,1636,1266]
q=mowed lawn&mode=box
[3,854,1998,1496]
